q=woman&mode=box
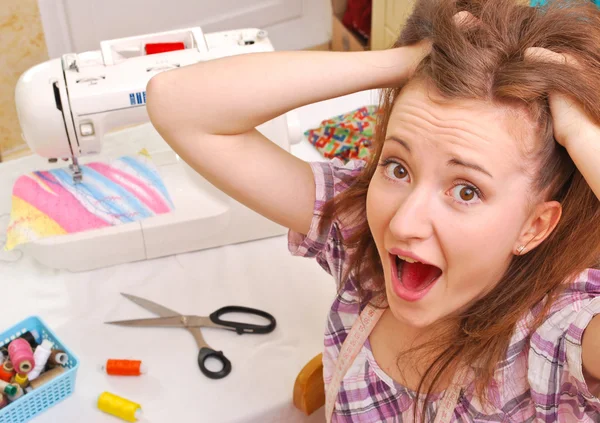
[146,0,600,420]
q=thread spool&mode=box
[27,339,53,381]
[0,362,14,382]
[0,380,17,397]
[47,349,68,367]
[18,331,40,349]
[7,384,23,402]
[102,359,147,376]
[0,393,7,410]
[14,373,29,389]
[29,366,65,390]
[97,392,142,422]
[8,339,35,374]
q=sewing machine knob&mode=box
[238,30,268,46]
[62,54,79,72]
[80,123,95,137]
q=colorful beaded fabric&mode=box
[304,106,380,163]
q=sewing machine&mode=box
[13,27,302,272]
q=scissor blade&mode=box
[115,293,212,350]
[120,292,181,317]
[105,316,193,328]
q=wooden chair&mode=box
[293,353,326,415]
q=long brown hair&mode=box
[320,0,600,419]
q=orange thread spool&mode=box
[0,363,14,383]
[104,359,146,376]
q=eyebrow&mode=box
[448,158,493,179]
[386,136,412,154]
[385,136,494,179]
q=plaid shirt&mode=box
[288,158,600,422]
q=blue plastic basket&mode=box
[0,316,79,423]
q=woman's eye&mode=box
[450,184,481,204]
[385,162,409,180]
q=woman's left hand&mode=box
[525,47,600,150]
[524,47,600,201]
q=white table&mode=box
[0,90,378,423]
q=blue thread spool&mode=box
[0,316,79,423]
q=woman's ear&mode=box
[514,201,562,255]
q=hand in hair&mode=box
[404,11,478,78]
[525,47,600,202]
[525,47,599,150]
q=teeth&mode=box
[397,255,419,264]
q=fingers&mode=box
[453,11,479,28]
[524,47,580,68]
[524,47,566,64]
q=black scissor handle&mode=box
[198,347,231,379]
[209,306,277,335]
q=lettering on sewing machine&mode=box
[129,92,147,106]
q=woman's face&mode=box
[366,80,552,328]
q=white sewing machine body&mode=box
[14,27,299,271]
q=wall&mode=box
[39,0,330,57]
[0,0,49,160]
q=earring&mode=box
[517,245,525,254]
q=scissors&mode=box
[105,293,277,379]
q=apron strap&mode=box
[325,301,385,422]
[325,300,466,423]
[432,366,468,423]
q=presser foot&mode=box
[69,157,83,184]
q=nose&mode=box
[388,185,434,241]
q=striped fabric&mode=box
[5,150,174,250]
[288,158,600,422]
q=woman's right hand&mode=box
[395,40,433,86]
[386,10,477,87]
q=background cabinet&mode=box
[330,0,416,52]
[371,0,416,50]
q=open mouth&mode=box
[390,254,442,301]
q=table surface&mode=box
[0,90,379,423]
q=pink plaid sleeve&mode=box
[565,296,600,410]
[287,158,366,284]
[528,268,600,420]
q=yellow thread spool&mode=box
[97,391,142,422]
[14,373,28,388]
